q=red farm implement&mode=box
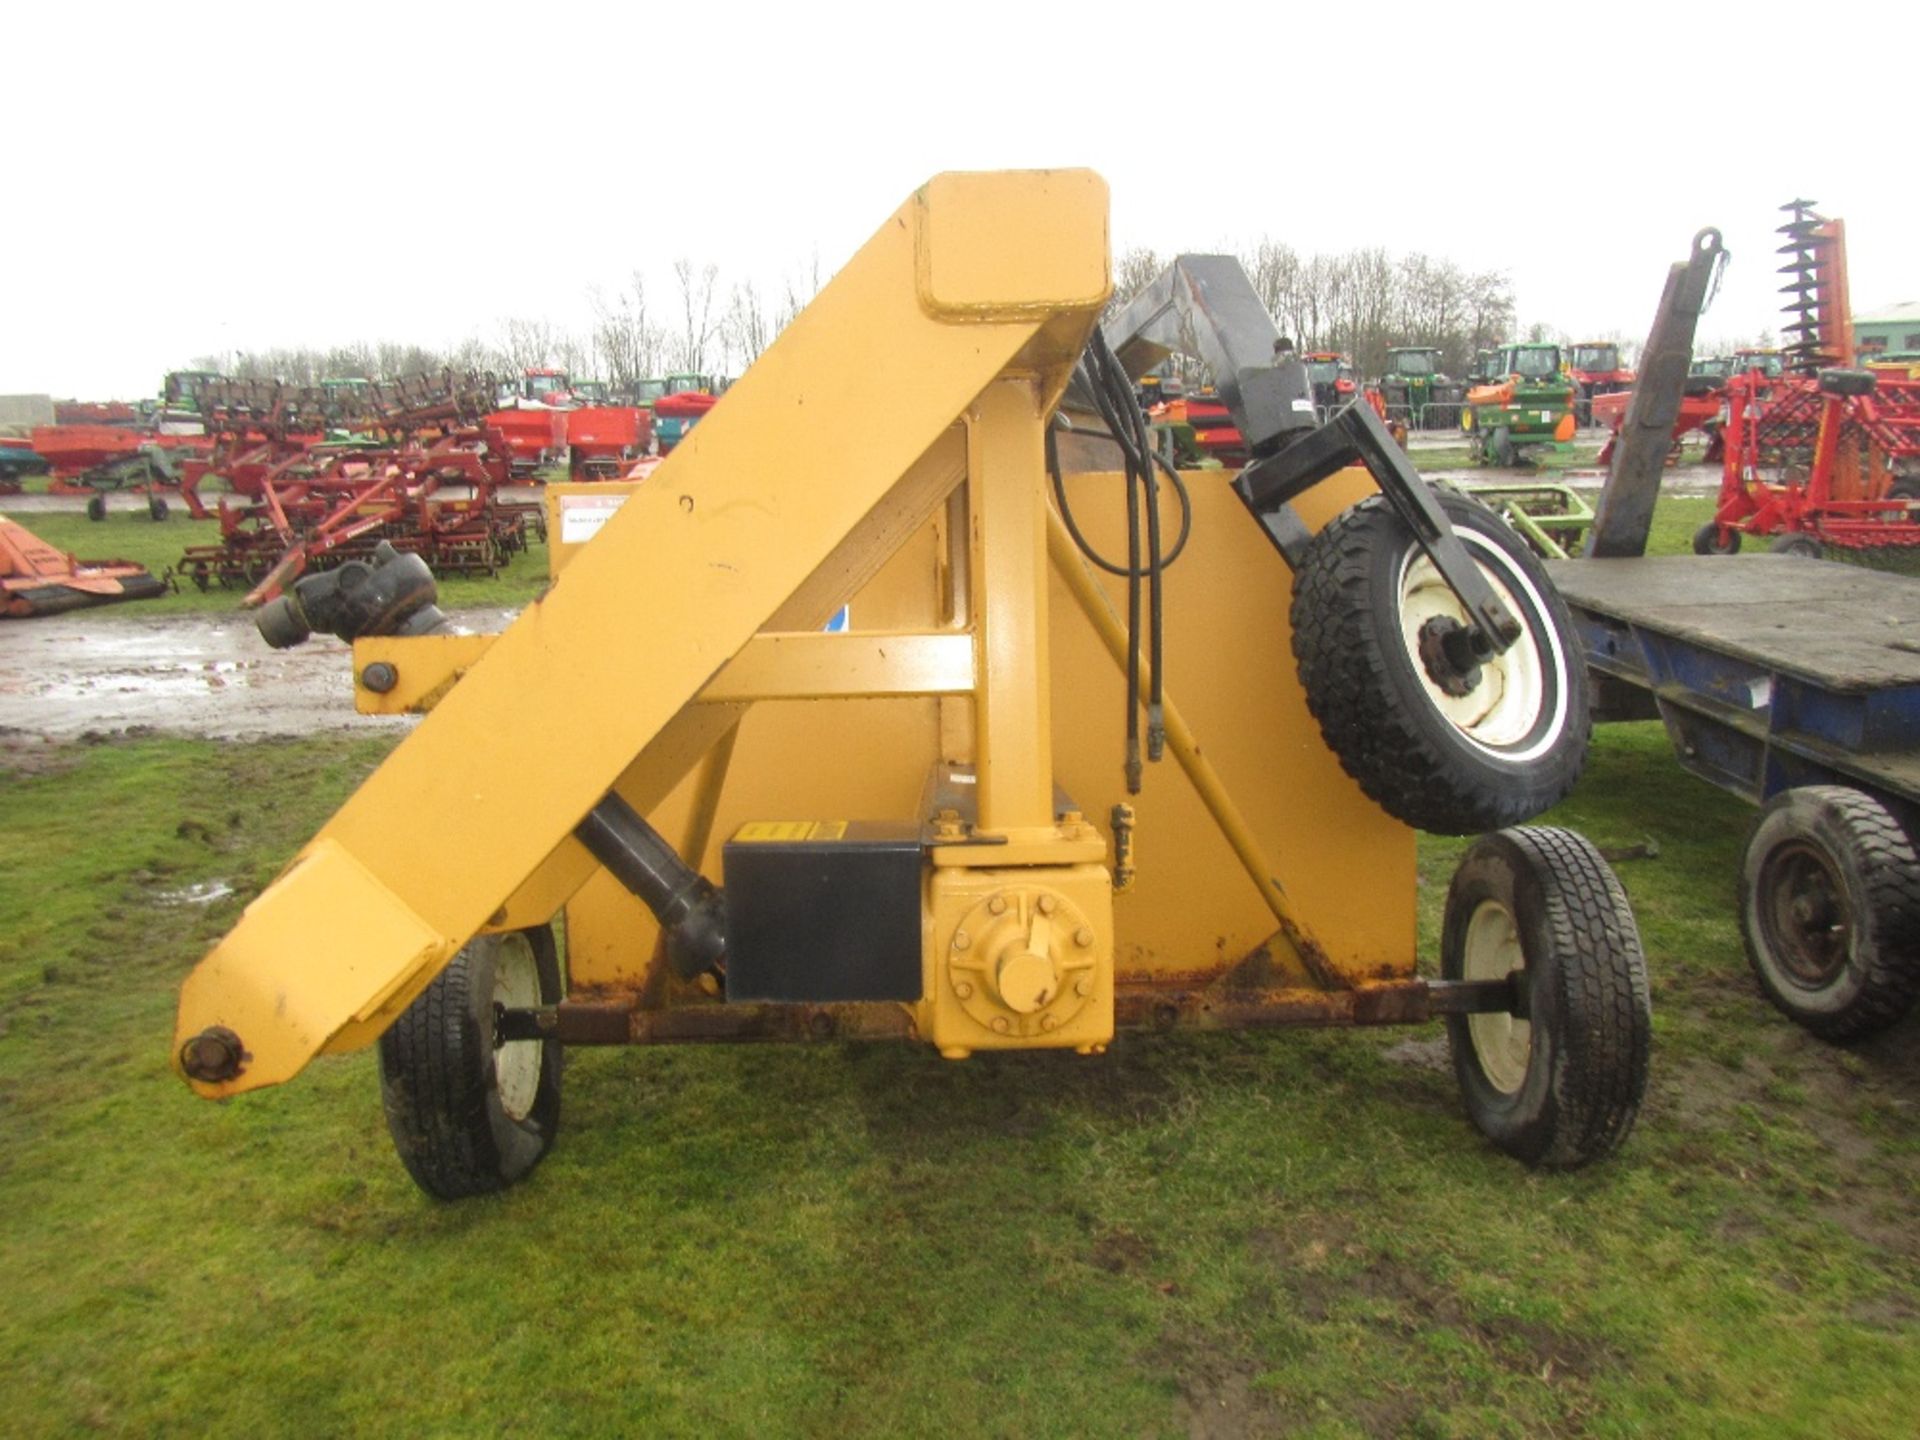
[1,515,165,617]
[565,405,651,479]
[177,433,533,604]
[176,371,535,602]
[1693,200,1920,555]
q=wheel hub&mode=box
[1759,842,1851,987]
[1416,616,1484,697]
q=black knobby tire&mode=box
[1692,521,1740,556]
[1738,787,1920,1041]
[378,925,565,1199]
[1442,827,1651,1168]
[1770,533,1822,558]
[85,493,106,522]
[1491,426,1517,468]
[148,494,170,522]
[1290,488,1590,835]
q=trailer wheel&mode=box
[1443,827,1650,1168]
[378,925,564,1200]
[1739,787,1920,1041]
[1490,426,1517,468]
[85,494,106,522]
[1770,533,1822,559]
[1692,522,1740,555]
[1291,489,1589,834]
[147,494,170,522]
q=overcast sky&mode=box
[9,1,1916,399]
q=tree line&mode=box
[1112,242,1518,382]
[190,258,822,393]
[190,241,1532,393]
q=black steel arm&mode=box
[1101,254,1520,654]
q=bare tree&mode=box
[498,317,560,374]
[671,258,721,375]
[590,273,663,390]
[722,281,772,371]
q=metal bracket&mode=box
[1238,400,1522,652]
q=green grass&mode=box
[3,724,1916,1438]
[13,507,554,617]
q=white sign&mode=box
[559,493,628,544]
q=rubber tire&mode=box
[1290,488,1590,835]
[1770,533,1822,559]
[147,494,170,522]
[1491,426,1517,468]
[1692,522,1740,555]
[1738,787,1920,1041]
[378,926,564,1199]
[85,493,106,522]
[1443,827,1651,1168]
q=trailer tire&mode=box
[1491,426,1517,468]
[147,495,170,522]
[378,925,564,1200]
[85,494,106,522]
[1443,827,1650,1168]
[1692,522,1740,555]
[1291,489,1589,834]
[1739,787,1920,1041]
[1770,533,1822,559]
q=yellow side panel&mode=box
[568,470,1414,991]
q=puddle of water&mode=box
[156,880,235,906]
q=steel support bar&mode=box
[1101,254,1317,456]
[1237,400,1521,651]
[1046,509,1339,988]
[970,378,1056,837]
[1586,228,1726,557]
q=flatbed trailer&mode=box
[1551,550,1920,1043]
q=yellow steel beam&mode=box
[355,630,975,712]
[176,170,1110,1095]
[969,378,1055,837]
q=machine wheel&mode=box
[1490,426,1517,468]
[378,925,565,1200]
[1443,827,1651,1168]
[1738,787,1920,1041]
[147,494,170,522]
[1291,488,1589,835]
[1692,522,1740,555]
[85,493,106,522]
[1770,533,1822,559]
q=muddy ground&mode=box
[0,606,515,741]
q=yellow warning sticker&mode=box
[733,820,849,843]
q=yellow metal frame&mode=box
[174,169,1415,1099]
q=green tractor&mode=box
[1378,346,1466,429]
[1462,343,1577,467]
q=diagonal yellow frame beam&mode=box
[176,170,1110,1096]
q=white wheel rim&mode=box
[1462,898,1531,1095]
[492,934,542,1121]
[1396,529,1567,760]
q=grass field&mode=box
[2,491,1916,1436]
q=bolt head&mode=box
[991,1016,1010,1034]
[1075,977,1091,997]
[359,661,399,694]
[988,895,1008,916]
[953,929,971,951]
[1074,926,1094,948]
[1036,894,1056,915]
[1041,1014,1059,1032]
[955,980,974,1000]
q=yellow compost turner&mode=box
[174,171,1649,1199]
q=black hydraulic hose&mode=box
[1049,331,1198,794]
